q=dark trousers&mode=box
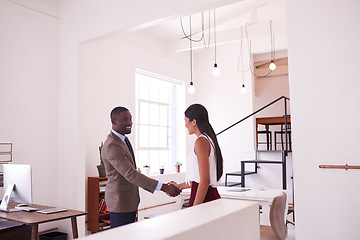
[110,211,137,228]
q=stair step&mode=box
[241,160,283,164]
[219,182,242,187]
[225,171,257,176]
[256,150,286,153]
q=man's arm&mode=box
[105,150,181,196]
[106,153,159,192]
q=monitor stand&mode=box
[0,184,21,212]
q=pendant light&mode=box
[268,20,276,71]
[212,9,220,76]
[240,84,247,94]
[246,22,273,78]
[188,45,196,95]
[269,60,276,70]
[188,81,196,94]
[238,26,247,94]
[188,16,196,94]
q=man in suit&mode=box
[101,106,181,228]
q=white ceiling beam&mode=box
[184,0,266,38]
[250,8,259,24]
[260,0,286,9]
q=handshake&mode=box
[160,181,182,197]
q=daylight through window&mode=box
[135,69,185,173]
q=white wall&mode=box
[80,13,291,192]
[0,0,59,206]
[80,37,189,180]
[1,0,240,236]
[287,0,360,239]
[3,0,359,238]
[58,1,240,234]
[253,50,290,118]
[194,41,255,179]
[194,33,290,190]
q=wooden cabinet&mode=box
[87,177,110,233]
[0,220,31,240]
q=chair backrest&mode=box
[269,193,288,240]
[281,123,291,131]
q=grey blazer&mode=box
[101,131,158,212]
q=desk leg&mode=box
[30,224,38,240]
[71,217,79,239]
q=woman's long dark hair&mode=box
[185,104,223,181]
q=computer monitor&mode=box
[0,164,32,211]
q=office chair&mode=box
[260,193,288,240]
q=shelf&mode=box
[88,177,110,233]
[99,212,110,217]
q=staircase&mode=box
[225,150,288,189]
[218,96,291,190]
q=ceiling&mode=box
[137,0,286,51]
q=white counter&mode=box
[180,186,289,225]
[138,172,186,220]
[80,199,260,240]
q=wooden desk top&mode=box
[0,202,87,225]
[256,115,291,125]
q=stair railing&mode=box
[216,95,290,152]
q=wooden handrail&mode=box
[319,164,360,170]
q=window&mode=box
[135,69,185,173]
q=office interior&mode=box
[0,0,359,239]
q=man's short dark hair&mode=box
[110,106,129,120]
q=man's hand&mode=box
[168,181,180,189]
[161,182,181,197]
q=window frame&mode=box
[134,69,185,173]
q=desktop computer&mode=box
[0,164,67,213]
[0,164,33,212]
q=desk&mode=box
[0,202,86,240]
[180,186,289,225]
[256,116,291,150]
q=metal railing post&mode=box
[284,97,288,154]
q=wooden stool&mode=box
[257,130,272,150]
[274,123,291,151]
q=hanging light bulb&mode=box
[212,63,220,76]
[187,16,195,94]
[268,21,276,71]
[240,84,247,94]
[188,81,196,94]
[269,60,276,70]
[212,9,220,76]
[239,27,247,95]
